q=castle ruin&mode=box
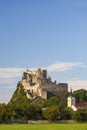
[20,68,68,99]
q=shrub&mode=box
[43,106,60,121]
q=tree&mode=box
[73,89,87,103]
[42,96,60,107]
[61,107,73,120]
[24,104,42,120]
[43,106,60,121]
[0,103,13,123]
[73,108,87,122]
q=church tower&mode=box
[67,88,75,107]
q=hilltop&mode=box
[10,68,68,104]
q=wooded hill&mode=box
[0,83,87,123]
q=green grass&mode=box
[0,124,87,130]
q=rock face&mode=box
[18,68,68,100]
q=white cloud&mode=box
[0,92,10,103]
[0,68,26,103]
[68,79,87,91]
[0,62,85,79]
[0,87,15,103]
[0,77,18,87]
[46,62,83,72]
[0,68,26,78]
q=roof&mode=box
[75,102,87,110]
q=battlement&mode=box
[22,68,47,83]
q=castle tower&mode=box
[37,68,42,78]
[43,70,47,78]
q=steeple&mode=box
[70,87,73,96]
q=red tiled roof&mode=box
[75,103,87,109]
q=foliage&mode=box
[0,103,13,123]
[61,107,73,120]
[0,82,43,123]
[24,104,43,120]
[73,89,87,103]
[42,96,60,107]
[10,82,31,105]
[1,87,87,123]
[43,105,60,121]
[73,107,87,122]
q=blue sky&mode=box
[0,0,87,103]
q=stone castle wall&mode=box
[21,68,68,100]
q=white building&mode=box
[67,95,77,111]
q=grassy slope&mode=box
[0,124,87,130]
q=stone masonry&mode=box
[20,68,68,100]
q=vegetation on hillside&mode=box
[0,86,87,123]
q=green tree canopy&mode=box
[73,89,87,103]
[43,105,60,121]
